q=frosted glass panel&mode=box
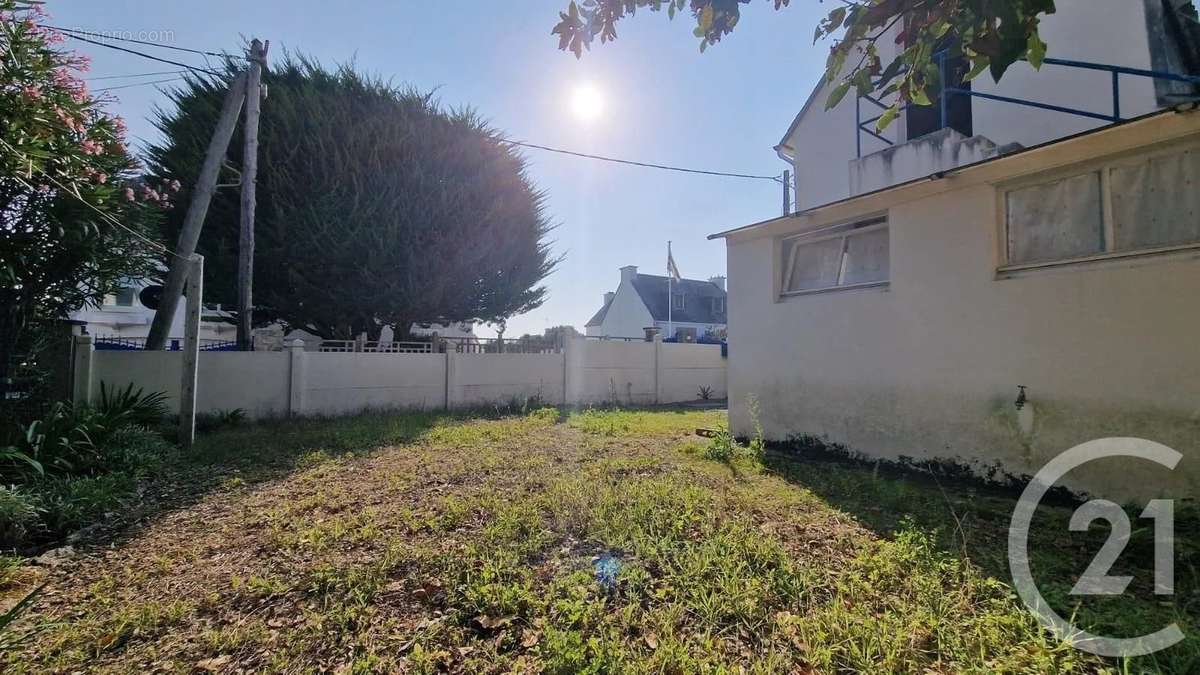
[1111,148,1200,250]
[1007,172,1103,264]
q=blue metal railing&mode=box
[94,335,240,351]
[855,53,1200,158]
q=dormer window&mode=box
[672,293,685,310]
[712,297,725,314]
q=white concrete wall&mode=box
[303,353,447,414]
[587,279,654,338]
[81,337,726,418]
[451,353,566,407]
[91,351,291,417]
[725,114,1200,501]
[659,343,727,402]
[784,0,1163,211]
[567,339,657,405]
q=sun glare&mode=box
[569,82,605,124]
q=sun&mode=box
[569,82,605,124]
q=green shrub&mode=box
[34,472,138,536]
[101,427,172,477]
[194,408,247,434]
[97,382,169,429]
[0,487,41,550]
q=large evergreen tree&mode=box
[148,58,557,340]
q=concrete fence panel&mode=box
[660,343,727,403]
[303,352,447,414]
[78,335,726,419]
[451,353,566,407]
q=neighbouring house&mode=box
[69,278,236,346]
[712,0,1200,501]
[585,265,727,341]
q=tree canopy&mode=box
[552,0,1057,127]
[0,2,164,396]
[148,57,558,340]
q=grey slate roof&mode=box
[586,274,727,327]
[585,297,612,327]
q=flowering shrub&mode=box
[0,0,168,402]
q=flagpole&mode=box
[667,241,672,340]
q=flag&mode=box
[667,242,681,282]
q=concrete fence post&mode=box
[562,337,578,406]
[288,338,306,415]
[653,333,663,405]
[71,334,95,405]
[445,348,456,410]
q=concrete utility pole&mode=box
[147,73,248,351]
[179,254,204,450]
[237,38,269,350]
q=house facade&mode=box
[585,265,727,341]
[70,278,236,344]
[714,1,1200,501]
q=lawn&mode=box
[1,407,1195,673]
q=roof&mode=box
[776,78,826,155]
[587,274,729,328]
[584,297,612,327]
[632,274,726,324]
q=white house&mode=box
[70,278,236,346]
[585,265,727,341]
[713,0,1200,500]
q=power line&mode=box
[93,77,186,93]
[56,31,224,77]
[0,138,184,260]
[499,139,784,183]
[47,25,244,61]
[86,69,189,81]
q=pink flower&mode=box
[169,179,181,192]
[20,85,41,100]
[37,184,51,194]
[80,139,102,155]
[123,187,135,202]
[95,172,107,184]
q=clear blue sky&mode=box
[51,0,830,337]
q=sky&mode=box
[49,0,831,338]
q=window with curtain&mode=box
[1004,146,1200,267]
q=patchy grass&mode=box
[1,407,1191,672]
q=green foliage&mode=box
[97,383,168,429]
[193,408,246,434]
[0,424,170,550]
[148,56,559,340]
[550,0,1058,129]
[696,385,713,401]
[0,487,41,549]
[0,582,45,650]
[0,3,166,397]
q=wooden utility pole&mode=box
[179,254,204,450]
[237,38,268,350]
[782,169,791,216]
[147,73,248,351]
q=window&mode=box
[106,286,137,307]
[711,297,725,314]
[672,293,685,310]
[1006,172,1104,265]
[1004,146,1200,267]
[780,218,889,295]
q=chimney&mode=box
[708,275,726,291]
[603,291,615,305]
[620,265,638,284]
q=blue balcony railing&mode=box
[855,53,1200,159]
